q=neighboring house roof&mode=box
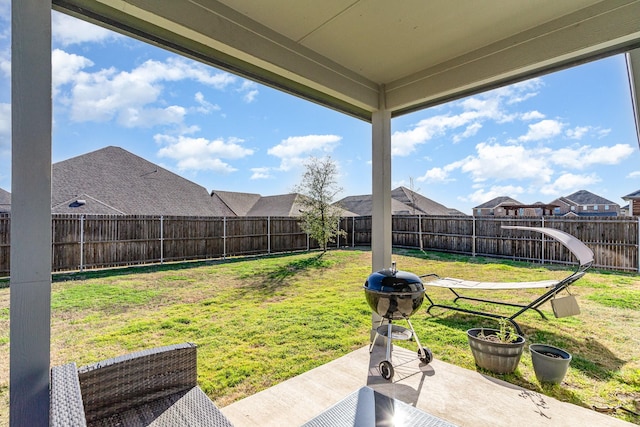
[51,193,127,215]
[246,193,305,217]
[563,190,617,206]
[335,187,461,217]
[390,186,455,216]
[335,194,416,216]
[474,196,521,210]
[211,190,262,216]
[0,188,10,213]
[622,189,640,200]
[52,146,232,216]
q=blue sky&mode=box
[1,4,639,215]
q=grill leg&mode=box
[369,318,384,353]
[385,322,393,363]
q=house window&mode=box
[476,209,481,215]
[594,205,598,210]
[571,206,576,211]
[605,205,610,210]
[554,207,560,214]
[583,206,587,211]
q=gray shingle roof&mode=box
[52,146,232,216]
[211,190,261,216]
[391,186,457,215]
[335,194,417,216]
[246,193,304,216]
[563,190,616,206]
[335,187,461,216]
[0,187,10,213]
[474,196,521,209]
[622,189,640,200]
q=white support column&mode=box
[627,49,640,148]
[371,87,392,272]
[10,1,52,426]
[370,87,392,341]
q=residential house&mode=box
[622,190,640,216]
[335,187,462,216]
[51,146,232,216]
[0,188,10,213]
[473,196,522,216]
[549,190,620,217]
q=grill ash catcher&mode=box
[364,262,433,380]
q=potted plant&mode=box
[529,344,572,384]
[467,319,526,374]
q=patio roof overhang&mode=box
[52,0,640,121]
[11,1,640,425]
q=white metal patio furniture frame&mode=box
[422,226,594,335]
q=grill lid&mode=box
[364,264,424,293]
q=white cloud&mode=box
[0,102,10,148]
[518,119,563,142]
[52,49,94,94]
[267,134,341,171]
[0,47,9,79]
[539,173,600,196]
[417,167,451,183]
[459,142,553,183]
[552,143,634,169]
[193,92,220,114]
[565,126,590,140]
[461,185,525,205]
[521,111,545,121]
[239,81,259,103]
[155,134,253,173]
[453,122,482,143]
[268,134,341,159]
[52,11,121,46]
[250,167,272,180]
[627,171,640,179]
[392,80,544,156]
[53,54,237,128]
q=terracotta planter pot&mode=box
[467,328,525,374]
[530,344,571,384]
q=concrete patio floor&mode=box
[221,344,634,427]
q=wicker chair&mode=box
[50,342,234,427]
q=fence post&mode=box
[160,215,164,264]
[472,216,476,257]
[223,217,227,259]
[418,214,423,250]
[352,217,355,247]
[307,232,310,252]
[268,216,271,254]
[637,216,640,273]
[540,217,545,264]
[79,215,85,271]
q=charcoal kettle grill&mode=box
[364,262,432,380]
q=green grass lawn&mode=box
[0,248,639,425]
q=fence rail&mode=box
[1,214,638,277]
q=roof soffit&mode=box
[52,0,640,120]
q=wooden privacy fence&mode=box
[341,215,639,272]
[1,214,639,276]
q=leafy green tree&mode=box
[294,156,346,252]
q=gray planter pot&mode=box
[530,344,571,384]
[467,328,525,374]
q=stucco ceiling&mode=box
[53,0,640,120]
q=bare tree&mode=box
[408,177,421,215]
[294,156,346,252]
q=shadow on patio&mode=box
[221,344,634,426]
